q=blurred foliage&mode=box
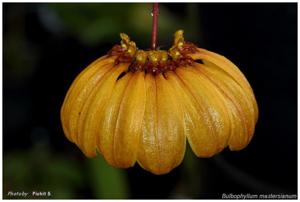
[181,146,203,197]
[3,143,130,199]
[87,155,129,199]
[4,5,38,85]
[3,143,84,199]
[4,3,201,84]
[46,3,200,48]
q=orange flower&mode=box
[61,30,258,175]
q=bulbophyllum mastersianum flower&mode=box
[61,30,258,175]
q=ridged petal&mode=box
[165,71,219,157]
[77,63,129,157]
[61,55,115,143]
[138,74,186,174]
[176,67,231,152]
[108,71,146,167]
[96,72,133,165]
[195,64,255,150]
[137,74,160,173]
[188,48,258,122]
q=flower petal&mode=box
[176,67,231,152]
[137,74,159,173]
[61,55,115,143]
[195,64,255,150]
[112,71,146,167]
[138,73,186,174]
[77,63,129,157]
[96,72,133,165]
[189,48,258,122]
[165,71,219,157]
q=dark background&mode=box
[3,3,297,199]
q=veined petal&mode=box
[77,63,129,157]
[165,71,219,157]
[61,56,115,143]
[97,72,133,165]
[112,71,146,167]
[188,48,258,122]
[176,67,231,151]
[137,74,159,173]
[195,64,255,150]
[143,74,185,174]
[138,73,186,174]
